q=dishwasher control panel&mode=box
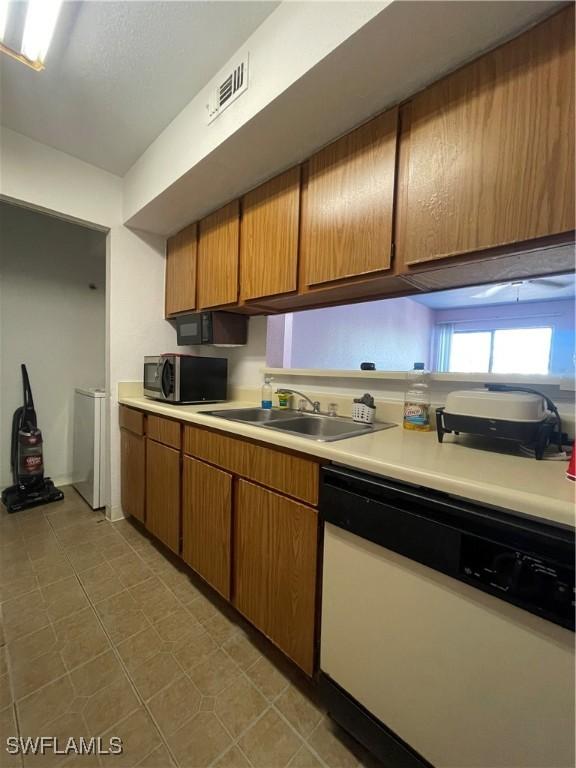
[460,537,574,628]
[321,465,575,632]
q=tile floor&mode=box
[0,487,381,768]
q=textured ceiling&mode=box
[412,274,576,310]
[0,1,279,175]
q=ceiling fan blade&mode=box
[471,283,509,299]
[530,277,572,289]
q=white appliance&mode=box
[73,388,106,509]
[320,466,575,768]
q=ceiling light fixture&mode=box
[0,0,62,71]
[0,0,9,42]
[22,0,63,65]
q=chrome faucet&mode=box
[276,388,321,414]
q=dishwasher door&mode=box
[320,468,575,768]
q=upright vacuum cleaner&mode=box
[1,364,64,513]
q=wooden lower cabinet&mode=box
[120,412,321,675]
[120,429,145,523]
[234,479,318,675]
[146,439,181,553]
[182,456,232,599]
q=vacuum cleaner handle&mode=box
[21,364,37,429]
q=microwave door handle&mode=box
[160,359,171,399]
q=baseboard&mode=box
[107,504,126,522]
[52,475,75,488]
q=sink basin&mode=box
[199,407,303,423]
[199,408,396,442]
[262,415,395,441]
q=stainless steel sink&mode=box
[262,415,395,441]
[199,408,396,442]
[200,407,303,423]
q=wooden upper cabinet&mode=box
[396,6,575,268]
[300,108,398,288]
[197,200,240,309]
[165,222,197,316]
[240,167,301,301]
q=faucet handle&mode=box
[312,401,321,413]
[328,403,338,417]
[297,399,307,412]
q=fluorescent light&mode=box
[21,0,63,64]
[0,0,9,42]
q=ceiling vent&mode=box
[207,55,249,123]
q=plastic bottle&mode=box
[403,363,432,431]
[261,375,273,410]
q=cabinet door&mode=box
[300,108,398,288]
[234,480,318,674]
[165,222,197,316]
[120,429,145,523]
[197,201,240,309]
[240,167,301,301]
[397,6,575,267]
[182,456,232,599]
[146,439,180,554]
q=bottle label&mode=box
[261,400,273,410]
[403,403,431,429]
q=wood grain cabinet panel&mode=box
[182,457,232,599]
[146,439,181,554]
[165,222,197,316]
[183,425,319,505]
[120,429,145,523]
[240,167,301,301]
[197,201,240,309]
[147,415,181,450]
[300,108,398,287]
[234,480,318,674]
[396,6,575,267]
[119,405,144,436]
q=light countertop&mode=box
[119,396,575,529]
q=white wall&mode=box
[123,2,388,232]
[0,128,175,518]
[107,226,176,515]
[0,203,106,487]
[179,315,268,393]
[284,298,434,371]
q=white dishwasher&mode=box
[319,466,575,768]
[73,388,106,509]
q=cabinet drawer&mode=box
[147,415,181,449]
[183,426,319,506]
[119,406,145,436]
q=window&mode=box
[448,327,552,374]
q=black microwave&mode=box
[175,312,247,346]
[143,355,227,404]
